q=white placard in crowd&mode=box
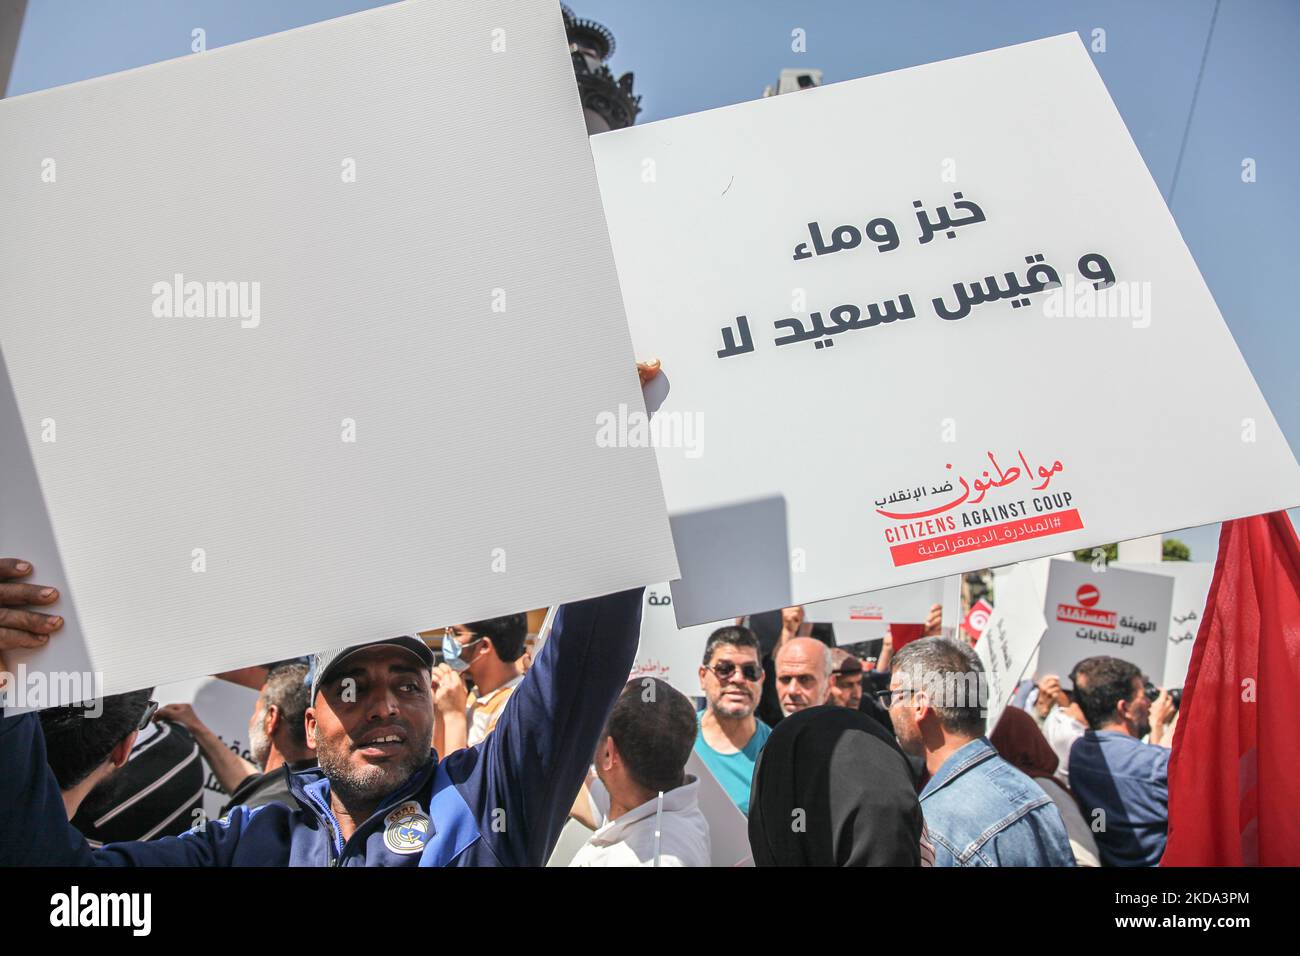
[685,750,755,867]
[805,577,943,625]
[1035,560,1174,685]
[805,576,957,644]
[975,563,1048,733]
[942,575,962,640]
[633,587,726,698]
[545,818,596,869]
[1114,561,1214,689]
[591,33,1300,627]
[0,0,678,705]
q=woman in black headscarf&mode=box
[748,705,923,866]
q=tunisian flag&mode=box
[1162,511,1300,866]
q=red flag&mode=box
[1162,512,1300,866]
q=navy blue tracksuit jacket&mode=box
[0,588,642,866]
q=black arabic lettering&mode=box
[716,315,755,359]
[1078,252,1116,289]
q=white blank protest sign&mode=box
[685,750,754,867]
[592,33,1299,627]
[805,577,944,625]
[0,0,678,705]
[976,562,1048,734]
[804,576,953,643]
[545,817,595,868]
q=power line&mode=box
[1168,0,1222,205]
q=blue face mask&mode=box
[442,633,482,673]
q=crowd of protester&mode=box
[0,355,1175,867]
[1,549,1179,866]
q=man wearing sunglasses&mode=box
[693,626,771,816]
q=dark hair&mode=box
[831,647,863,676]
[1070,656,1142,730]
[463,613,528,663]
[890,637,986,737]
[605,678,697,794]
[263,662,311,749]
[701,625,762,667]
[38,689,154,790]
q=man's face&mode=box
[887,672,923,757]
[248,696,272,769]
[775,641,828,715]
[1126,677,1151,738]
[445,624,488,683]
[829,671,863,709]
[699,645,763,719]
[306,648,434,806]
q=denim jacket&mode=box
[919,737,1076,867]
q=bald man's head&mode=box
[774,637,832,715]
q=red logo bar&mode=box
[1055,604,1117,628]
[889,508,1084,567]
[848,606,884,621]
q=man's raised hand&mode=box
[0,559,63,686]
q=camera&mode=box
[1144,682,1182,711]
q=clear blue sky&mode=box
[9,0,1298,559]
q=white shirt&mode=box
[1043,706,1086,781]
[569,775,711,867]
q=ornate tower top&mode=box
[562,5,641,133]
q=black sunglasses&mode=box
[138,699,159,730]
[707,660,763,682]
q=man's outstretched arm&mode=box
[445,587,644,865]
[0,703,275,866]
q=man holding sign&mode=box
[0,365,667,867]
[0,564,643,867]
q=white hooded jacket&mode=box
[569,774,711,867]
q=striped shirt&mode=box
[71,721,206,844]
[467,675,525,747]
